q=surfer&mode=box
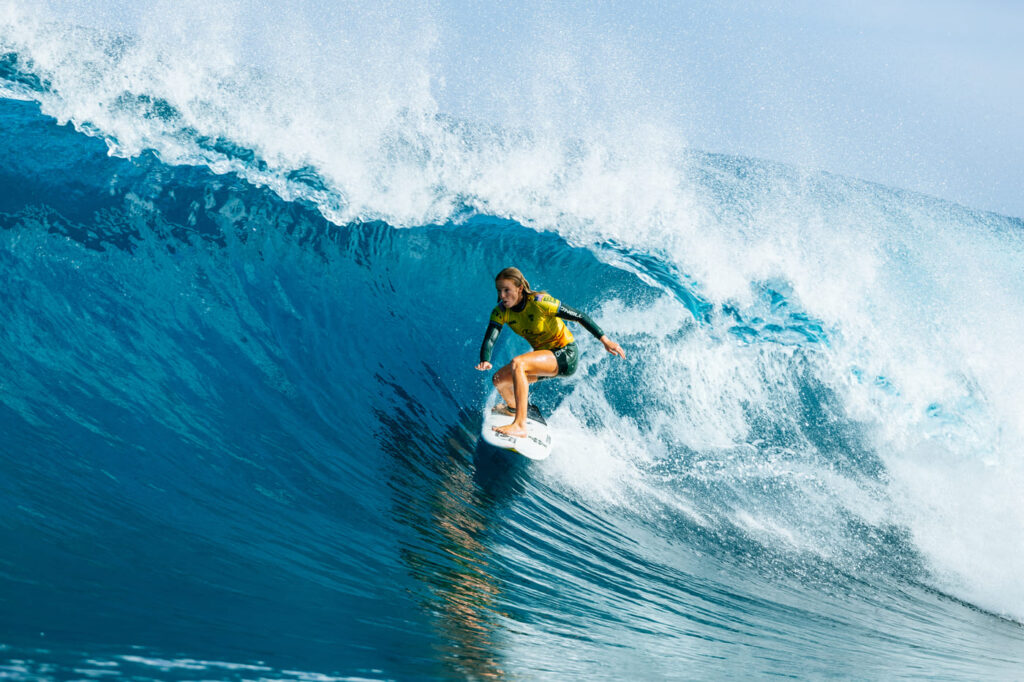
[475,267,625,437]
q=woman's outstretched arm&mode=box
[556,303,626,358]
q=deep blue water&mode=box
[3,37,1024,681]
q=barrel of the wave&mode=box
[475,267,626,459]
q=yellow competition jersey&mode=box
[489,293,575,350]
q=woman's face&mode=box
[496,278,523,308]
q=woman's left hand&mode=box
[600,336,626,358]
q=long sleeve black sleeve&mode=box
[479,322,502,363]
[556,302,604,339]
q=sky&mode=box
[432,0,1024,218]
[24,0,1024,218]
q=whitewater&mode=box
[2,2,1023,679]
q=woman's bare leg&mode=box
[492,365,518,411]
[492,350,558,437]
[492,358,548,410]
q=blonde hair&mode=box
[495,267,543,304]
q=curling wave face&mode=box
[2,6,1024,679]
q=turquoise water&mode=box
[3,10,1024,680]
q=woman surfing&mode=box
[476,267,626,438]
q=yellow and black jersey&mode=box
[480,293,605,362]
[489,293,573,350]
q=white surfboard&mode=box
[480,403,552,460]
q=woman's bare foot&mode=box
[491,404,516,417]
[493,422,528,438]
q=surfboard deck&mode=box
[480,403,552,460]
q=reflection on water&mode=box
[380,406,527,679]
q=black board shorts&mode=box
[544,341,578,379]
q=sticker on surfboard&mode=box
[480,403,552,460]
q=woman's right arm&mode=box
[476,322,502,370]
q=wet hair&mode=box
[495,267,543,305]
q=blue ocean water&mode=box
[3,8,1024,681]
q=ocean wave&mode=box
[2,9,1024,678]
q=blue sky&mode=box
[434,0,1023,218]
